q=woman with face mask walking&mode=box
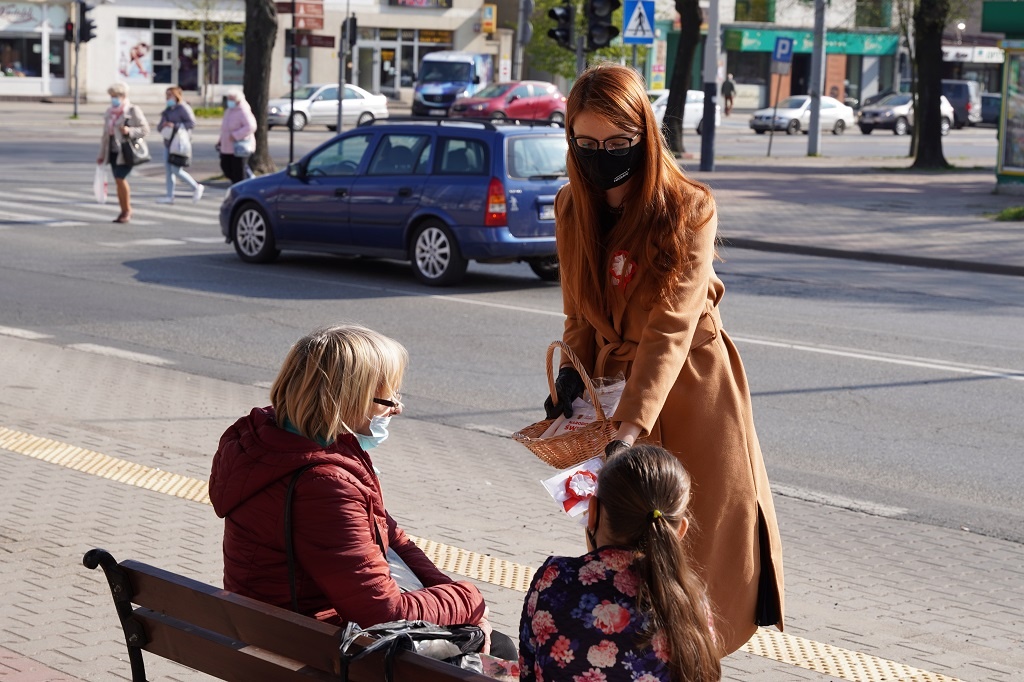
[96,82,150,223]
[543,63,785,655]
[156,86,203,204]
[209,325,515,658]
[217,89,257,184]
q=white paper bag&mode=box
[540,378,625,439]
[541,456,604,524]
[93,165,108,204]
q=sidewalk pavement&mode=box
[1,330,1022,682]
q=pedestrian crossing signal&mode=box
[586,0,620,51]
[65,21,75,43]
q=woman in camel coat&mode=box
[544,63,784,655]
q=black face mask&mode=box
[576,141,645,190]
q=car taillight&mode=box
[485,177,507,227]
[966,102,972,112]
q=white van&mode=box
[412,51,494,117]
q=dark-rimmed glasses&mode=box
[373,395,402,409]
[569,131,643,157]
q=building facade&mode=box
[0,0,507,104]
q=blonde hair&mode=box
[270,325,407,444]
[166,86,184,103]
[558,63,715,315]
[598,445,722,681]
[107,82,129,97]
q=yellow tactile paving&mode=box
[0,426,964,682]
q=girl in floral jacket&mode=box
[519,445,721,682]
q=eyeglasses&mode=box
[569,131,643,157]
[373,395,402,409]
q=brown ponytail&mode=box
[597,445,722,681]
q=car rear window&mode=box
[437,138,488,175]
[508,135,568,179]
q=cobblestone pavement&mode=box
[1,332,1022,682]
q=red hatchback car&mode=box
[450,81,567,123]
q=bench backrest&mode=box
[87,550,498,682]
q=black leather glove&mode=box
[543,366,585,419]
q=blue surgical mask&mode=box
[111,97,121,107]
[356,415,391,451]
[226,99,237,109]
[166,98,176,108]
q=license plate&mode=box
[538,204,555,220]
[429,109,445,116]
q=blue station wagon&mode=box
[219,118,568,285]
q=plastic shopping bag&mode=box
[93,165,108,204]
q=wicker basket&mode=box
[512,341,617,469]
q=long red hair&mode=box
[557,64,715,316]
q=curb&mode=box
[721,237,1024,278]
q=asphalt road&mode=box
[1,122,1021,547]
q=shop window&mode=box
[222,37,244,85]
[734,0,774,23]
[418,30,452,44]
[118,18,151,28]
[846,54,862,104]
[855,0,892,28]
[728,50,770,86]
[155,20,173,30]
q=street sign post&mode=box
[767,36,794,157]
[621,0,654,46]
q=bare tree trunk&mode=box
[663,0,701,155]
[244,0,278,174]
[912,0,950,168]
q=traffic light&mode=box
[547,0,575,51]
[585,0,620,51]
[65,21,75,43]
[79,3,97,43]
[343,16,357,47]
[519,0,535,46]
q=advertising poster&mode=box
[1001,52,1024,174]
[283,57,309,88]
[117,28,154,83]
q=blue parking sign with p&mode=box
[773,37,794,63]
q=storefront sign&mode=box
[481,4,496,34]
[724,28,898,56]
[388,0,453,9]
[0,2,68,32]
[418,29,452,43]
[943,45,1005,63]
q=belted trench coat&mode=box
[555,193,785,655]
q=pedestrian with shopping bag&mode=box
[217,90,257,184]
[542,63,784,655]
[156,86,204,204]
[96,82,150,223]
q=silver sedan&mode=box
[267,83,389,131]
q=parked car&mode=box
[449,80,566,123]
[941,79,982,128]
[220,119,567,286]
[749,95,855,135]
[266,83,389,132]
[412,51,493,117]
[857,93,954,136]
[982,93,1002,126]
[647,89,721,135]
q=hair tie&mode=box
[648,509,663,522]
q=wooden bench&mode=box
[83,548,499,682]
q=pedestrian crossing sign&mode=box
[622,0,655,45]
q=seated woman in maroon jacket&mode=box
[210,324,512,656]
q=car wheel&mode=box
[288,112,307,131]
[232,203,280,264]
[357,111,374,126]
[549,111,565,125]
[696,119,704,136]
[859,125,873,134]
[527,256,560,282]
[490,111,507,121]
[754,129,766,135]
[786,119,800,135]
[832,119,846,135]
[410,220,468,286]
[893,117,909,136]
[326,124,337,132]
[940,117,951,136]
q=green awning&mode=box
[724,27,899,55]
[982,1,1024,38]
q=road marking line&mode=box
[0,426,965,682]
[184,237,229,244]
[0,326,52,340]
[732,335,1024,382]
[66,343,174,367]
[772,484,909,518]
[97,238,188,248]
